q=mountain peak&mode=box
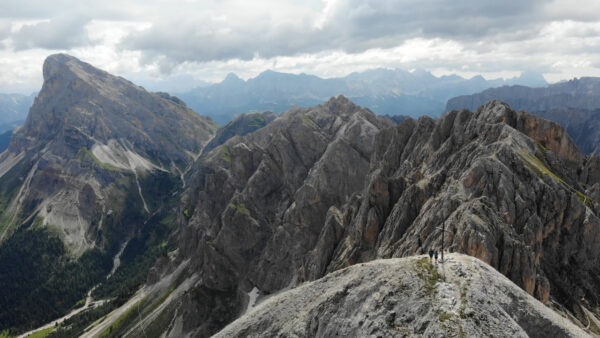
[516,70,547,87]
[223,72,243,83]
[324,95,357,115]
[15,53,216,162]
[45,53,77,64]
[327,94,350,104]
[43,53,103,82]
[476,99,513,122]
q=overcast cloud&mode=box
[0,0,599,93]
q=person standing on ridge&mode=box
[434,250,439,264]
[428,249,434,263]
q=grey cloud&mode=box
[0,1,128,21]
[321,0,548,48]
[120,0,556,68]
[120,16,332,69]
[0,21,10,41]
[0,0,598,88]
[11,16,92,51]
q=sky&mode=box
[1,0,600,94]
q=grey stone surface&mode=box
[215,254,588,338]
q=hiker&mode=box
[434,250,439,264]
[428,249,434,263]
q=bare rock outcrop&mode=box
[216,254,589,338]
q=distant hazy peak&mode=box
[513,70,548,87]
[223,72,243,83]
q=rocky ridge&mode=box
[86,99,600,338]
[95,95,394,337]
[100,99,600,337]
[445,77,600,155]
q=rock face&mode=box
[533,108,600,154]
[325,100,600,311]
[134,96,392,337]
[216,254,588,338]
[0,53,215,251]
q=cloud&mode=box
[1,0,600,93]
[11,16,93,51]
[0,21,10,40]
[119,0,555,67]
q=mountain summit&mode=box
[14,53,215,165]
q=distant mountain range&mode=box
[0,93,34,126]
[178,69,548,125]
[446,77,600,154]
[0,70,547,129]
[0,130,12,153]
[0,93,33,151]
